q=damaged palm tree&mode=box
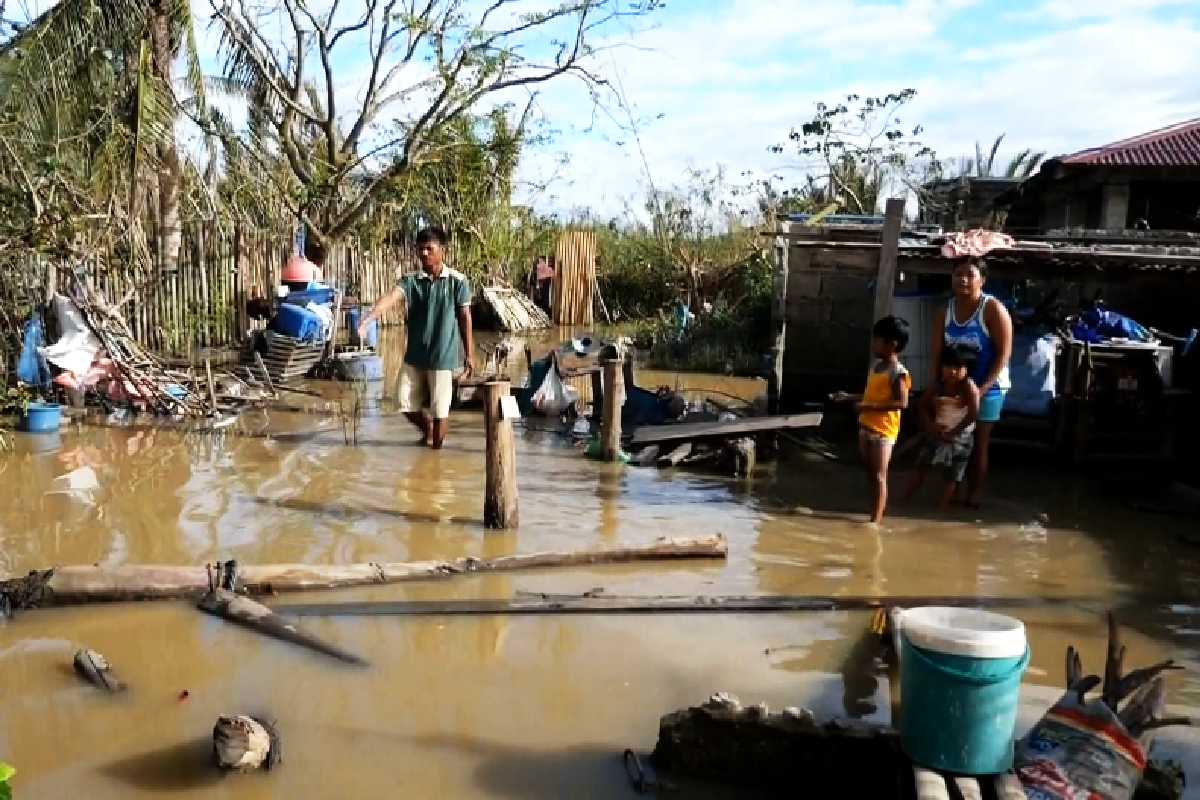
[1013,612,1191,800]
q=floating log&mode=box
[629,412,823,447]
[270,593,1093,617]
[197,589,368,666]
[73,648,126,692]
[0,535,728,608]
[212,714,281,771]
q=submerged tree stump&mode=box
[212,715,281,771]
[72,649,126,692]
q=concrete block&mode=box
[831,299,873,327]
[820,274,871,303]
[787,273,822,299]
[786,298,832,324]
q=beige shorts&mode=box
[397,363,454,419]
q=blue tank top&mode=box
[944,294,1009,397]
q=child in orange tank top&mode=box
[831,315,911,523]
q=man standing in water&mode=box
[357,227,474,448]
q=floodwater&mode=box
[3,328,1200,798]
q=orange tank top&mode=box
[858,360,910,440]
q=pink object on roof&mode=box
[940,229,1015,259]
[1059,116,1200,168]
[282,255,322,283]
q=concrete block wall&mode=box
[780,246,877,408]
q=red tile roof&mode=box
[1059,116,1200,167]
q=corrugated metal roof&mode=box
[1059,116,1200,167]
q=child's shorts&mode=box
[859,428,897,448]
[918,432,974,483]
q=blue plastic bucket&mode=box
[346,307,378,348]
[18,402,62,433]
[898,607,1029,775]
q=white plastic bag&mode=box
[531,367,575,415]
[39,293,101,376]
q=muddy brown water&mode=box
[3,329,1200,798]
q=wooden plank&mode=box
[629,413,822,446]
[913,767,950,800]
[992,771,1026,800]
[953,776,984,800]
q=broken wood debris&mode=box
[0,535,728,609]
[197,588,368,666]
[50,276,263,423]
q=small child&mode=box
[903,345,980,512]
[831,315,911,523]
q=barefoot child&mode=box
[831,316,911,523]
[903,345,980,511]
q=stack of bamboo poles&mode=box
[480,287,552,332]
[552,230,596,326]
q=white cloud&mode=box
[512,0,1200,216]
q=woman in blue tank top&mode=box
[927,257,1013,508]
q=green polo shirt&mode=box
[398,267,472,370]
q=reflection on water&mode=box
[2,328,1200,797]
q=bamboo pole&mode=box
[482,380,518,529]
[271,593,1087,618]
[1,536,726,607]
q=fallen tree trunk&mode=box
[269,593,1093,618]
[0,535,727,609]
[197,589,367,666]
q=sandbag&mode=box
[1013,690,1146,800]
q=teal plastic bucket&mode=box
[898,607,1029,775]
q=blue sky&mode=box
[507,0,1200,216]
[19,0,1200,218]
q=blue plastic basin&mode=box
[18,402,62,433]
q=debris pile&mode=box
[22,277,270,422]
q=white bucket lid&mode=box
[899,606,1027,660]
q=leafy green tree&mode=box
[206,0,663,266]
[772,90,938,215]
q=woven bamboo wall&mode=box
[71,226,409,355]
[552,230,596,326]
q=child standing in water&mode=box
[832,316,911,524]
[903,345,980,511]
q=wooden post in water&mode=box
[872,197,904,365]
[482,380,518,529]
[601,357,622,461]
[590,368,604,424]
